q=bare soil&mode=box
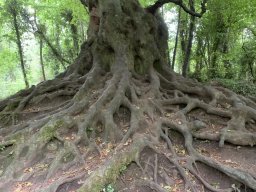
[3,105,255,192]
[1,1,256,191]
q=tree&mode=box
[181,0,196,77]
[62,9,80,56]
[0,0,256,192]
[193,0,254,80]
[171,7,181,70]
[5,0,29,88]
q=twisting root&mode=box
[1,62,256,192]
[1,1,256,191]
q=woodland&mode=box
[0,0,256,192]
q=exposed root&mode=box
[1,1,256,191]
[1,64,256,192]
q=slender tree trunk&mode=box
[37,30,69,70]
[39,38,46,81]
[248,62,255,81]
[62,10,80,56]
[209,15,228,79]
[202,38,208,68]
[194,36,203,78]
[70,23,79,55]
[54,24,64,74]
[80,21,87,41]
[222,38,232,78]
[161,6,171,66]
[182,0,195,77]
[12,10,29,88]
[171,7,181,70]
[179,14,187,66]
[209,36,220,78]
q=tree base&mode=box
[0,61,256,191]
[0,0,256,191]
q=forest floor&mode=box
[3,93,255,192]
[1,0,256,191]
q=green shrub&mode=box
[102,184,115,192]
[214,78,256,97]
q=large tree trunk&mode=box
[1,1,256,192]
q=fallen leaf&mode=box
[24,167,33,173]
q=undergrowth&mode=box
[214,78,256,97]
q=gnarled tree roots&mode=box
[0,62,256,192]
[0,0,256,190]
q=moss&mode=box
[0,154,14,176]
[38,119,65,142]
[153,59,163,73]
[0,145,5,151]
[119,164,127,173]
[4,100,19,111]
[95,44,114,72]
[77,140,142,192]
[10,133,24,143]
[77,159,130,192]
[62,152,75,163]
[134,55,147,75]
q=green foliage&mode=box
[0,0,89,99]
[0,49,18,74]
[187,0,256,82]
[102,184,115,192]
[119,165,127,173]
[215,78,256,97]
[139,0,155,6]
[0,145,5,151]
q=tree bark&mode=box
[194,35,203,78]
[182,0,195,77]
[70,22,79,55]
[209,35,220,78]
[63,10,80,56]
[222,37,232,78]
[37,30,69,70]
[1,1,256,192]
[39,38,46,81]
[171,7,181,70]
[12,9,29,88]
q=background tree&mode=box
[0,0,89,98]
[4,0,29,88]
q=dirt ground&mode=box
[6,141,255,192]
[114,134,256,192]
[3,103,255,192]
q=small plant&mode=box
[211,182,220,189]
[102,184,115,192]
[214,78,256,97]
[119,165,127,173]
[0,145,5,151]
[86,127,94,132]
